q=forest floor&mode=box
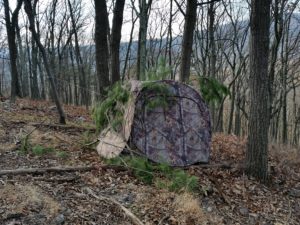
[0,98,300,225]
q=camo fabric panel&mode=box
[131,80,211,166]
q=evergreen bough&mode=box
[198,76,230,105]
[106,156,199,192]
[92,82,131,132]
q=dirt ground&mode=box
[0,98,300,225]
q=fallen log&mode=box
[0,162,244,177]
[189,162,246,170]
[0,166,95,176]
[0,164,129,176]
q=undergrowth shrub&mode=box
[20,135,30,153]
[106,156,199,192]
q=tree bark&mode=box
[110,0,125,84]
[246,0,271,182]
[208,1,218,131]
[3,0,23,103]
[137,0,152,80]
[31,38,40,99]
[280,17,289,144]
[94,0,110,97]
[179,0,197,83]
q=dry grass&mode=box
[173,192,208,225]
[0,184,60,220]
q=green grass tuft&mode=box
[56,150,68,158]
[31,145,54,156]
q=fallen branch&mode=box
[189,162,246,170]
[158,215,170,225]
[0,164,131,176]
[84,187,144,225]
[208,177,231,205]
[29,122,96,132]
[33,175,80,183]
[84,139,100,146]
[0,166,95,176]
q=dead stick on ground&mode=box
[29,122,96,132]
[189,162,246,170]
[208,177,231,205]
[84,187,144,225]
[0,164,130,176]
[0,166,95,176]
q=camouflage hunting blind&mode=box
[97,80,211,167]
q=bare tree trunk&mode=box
[228,81,235,134]
[67,0,88,107]
[3,0,23,103]
[110,0,125,84]
[122,13,137,80]
[37,56,46,99]
[234,102,241,136]
[293,107,300,145]
[208,1,219,131]
[31,38,40,99]
[281,18,289,144]
[179,0,197,83]
[246,0,271,182]
[69,45,79,105]
[136,0,152,80]
[94,0,110,97]
[0,59,3,96]
[268,0,285,114]
[24,0,66,124]
[16,21,29,97]
[167,0,174,79]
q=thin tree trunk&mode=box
[31,38,40,99]
[208,2,218,131]
[67,0,89,107]
[110,0,125,84]
[16,22,29,97]
[137,0,152,80]
[69,45,79,105]
[228,81,235,134]
[179,0,197,83]
[24,0,66,124]
[0,59,3,96]
[3,0,23,102]
[167,0,174,79]
[268,0,285,117]
[94,0,110,97]
[37,56,46,99]
[281,20,289,144]
[122,15,137,80]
